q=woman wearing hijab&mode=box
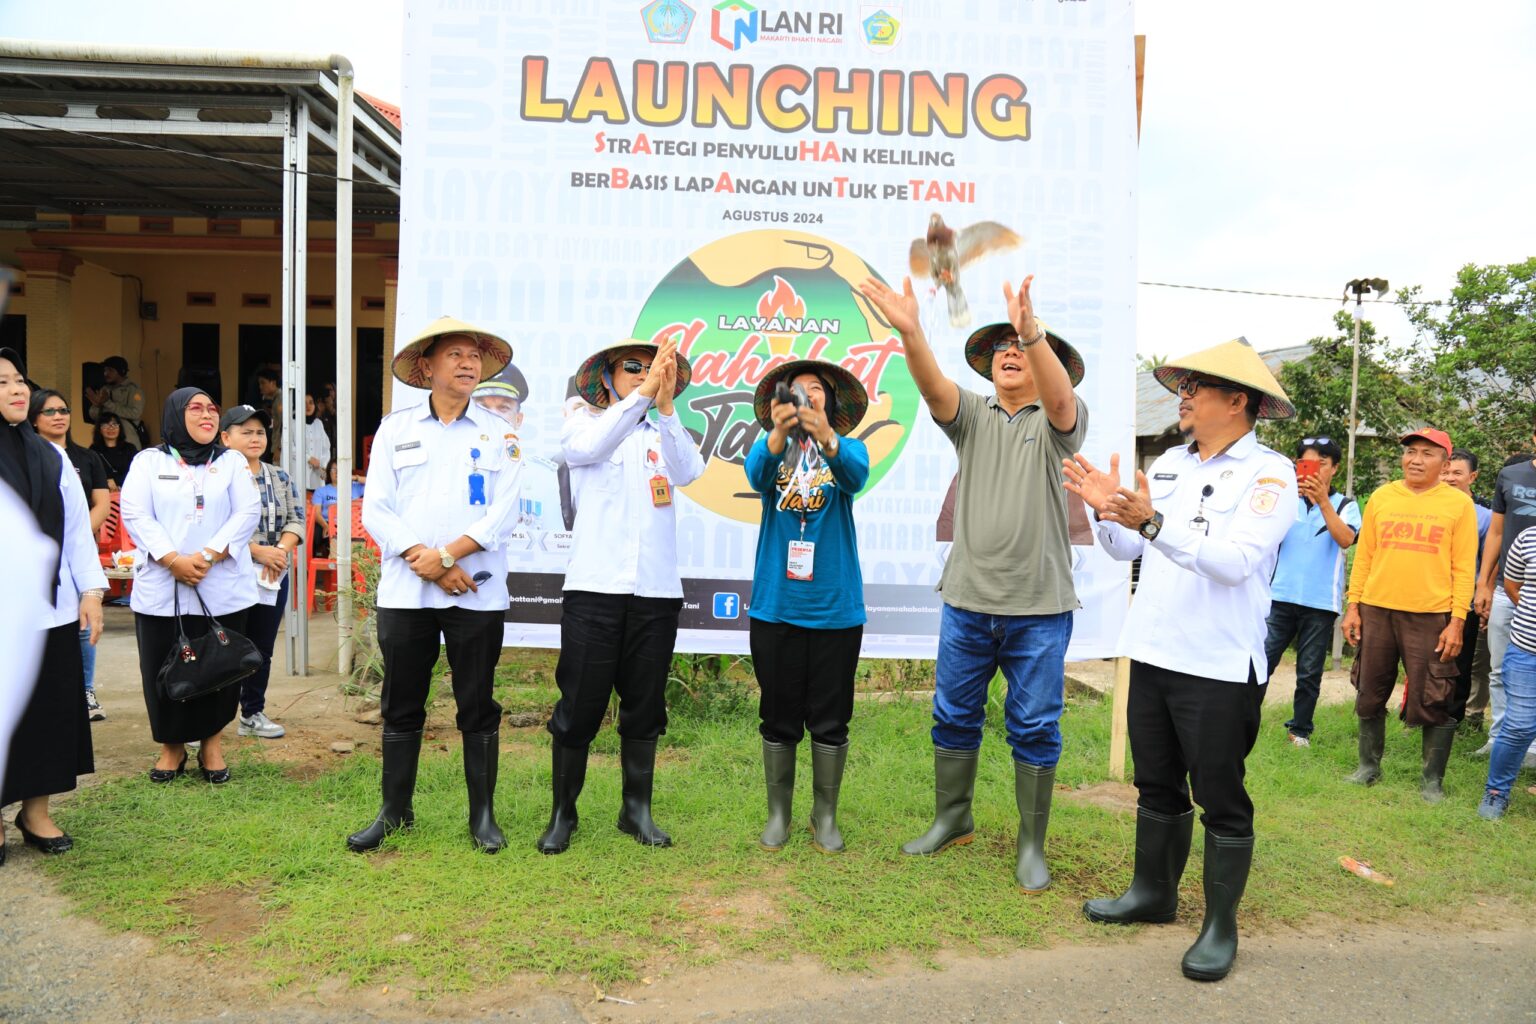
[303,392,330,493]
[744,360,870,854]
[90,412,138,490]
[121,388,261,784]
[0,348,106,860]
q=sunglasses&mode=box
[1301,436,1333,447]
[1177,376,1244,397]
[39,406,70,416]
[614,359,652,376]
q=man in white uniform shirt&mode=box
[349,317,522,855]
[537,336,704,854]
[1064,338,1296,983]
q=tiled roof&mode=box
[360,91,401,130]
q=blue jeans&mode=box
[932,604,1073,766]
[240,576,289,718]
[79,627,96,692]
[1486,645,1536,796]
[1263,601,1336,738]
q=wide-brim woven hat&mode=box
[391,316,513,389]
[573,339,693,409]
[1152,336,1296,420]
[964,322,1085,387]
[752,359,870,437]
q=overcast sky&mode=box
[4,0,1532,358]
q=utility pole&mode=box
[1342,277,1389,499]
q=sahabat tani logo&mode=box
[642,0,696,44]
[861,6,901,50]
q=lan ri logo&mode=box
[642,0,696,44]
[711,0,759,50]
[862,7,900,49]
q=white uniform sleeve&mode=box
[360,418,418,559]
[562,391,651,467]
[59,457,108,596]
[205,452,262,556]
[1149,462,1296,587]
[655,410,705,487]
[121,451,177,561]
[1095,517,1146,562]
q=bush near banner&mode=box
[633,229,918,524]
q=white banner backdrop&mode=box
[396,0,1138,657]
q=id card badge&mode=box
[786,539,815,581]
[650,475,672,507]
[467,447,487,506]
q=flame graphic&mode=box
[757,275,807,356]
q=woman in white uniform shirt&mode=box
[122,388,261,784]
[0,348,105,859]
[304,392,330,493]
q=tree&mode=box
[1136,353,1168,373]
[1401,258,1536,476]
[1259,310,1425,498]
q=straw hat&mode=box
[572,339,693,409]
[391,316,513,389]
[752,359,870,437]
[964,321,1085,387]
[1152,337,1296,420]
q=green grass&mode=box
[46,693,1535,993]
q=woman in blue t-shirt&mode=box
[744,359,869,854]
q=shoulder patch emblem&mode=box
[1249,488,1281,515]
[1256,476,1291,489]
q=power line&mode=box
[1139,280,1443,306]
[0,110,401,195]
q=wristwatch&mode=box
[438,546,455,569]
[200,547,218,563]
[1137,512,1164,541]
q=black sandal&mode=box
[149,752,188,783]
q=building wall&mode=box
[0,216,396,446]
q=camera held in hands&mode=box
[774,381,809,409]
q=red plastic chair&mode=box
[306,499,375,612]
[97,492,135,599]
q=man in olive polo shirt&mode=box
[862,273,1086,893]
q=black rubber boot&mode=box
[809,741,848,854]
[537,742,588,855]
[900,747,978,856]
[462,731,506,853]
[1344,715,1386,785]
[1013,760,1056,893]
[1181,832,1254,982]
[616,738,672,847]
[759,739,796,851]
[1084,807,1195,924]
[1420,724,1457,804]
[346,731,422,853]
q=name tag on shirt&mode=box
[787,539,815,581]
[650,475,672,507]
[395,440,421,451]
[158,474,179,481]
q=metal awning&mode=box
[0,39,402,678]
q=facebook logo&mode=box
[712,592,740,619]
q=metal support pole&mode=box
[280,97,300,675]
[288,99,311,674]
[1345,292,1363,501]
[335,71,356,677]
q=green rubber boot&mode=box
[1344,715,1386,786]
[900,747,978,856]
[1013,760,1055,893]
[809,741,848,854]
[1181,832,1254,982]
[1420,724,1456,804]
[1083,807,1194,924]
[759,739,796,851]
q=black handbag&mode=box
[156,586,262,703]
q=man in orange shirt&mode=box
[1342,428,1478,802]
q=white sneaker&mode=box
[1472,740,1494,758]
[238,712,286,739]
[85,690,105,722]
[1524,751,1536,771]
[1288,733,1311,748]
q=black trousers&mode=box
[1129,660,1266,837]
[376,606,503,734]
[548,590,681,748]
[240,576,289,718]
[1449,608,1481,722]
[2,622,92,807]
[136,609,249,745]
[750,619,862,746]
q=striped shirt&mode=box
[1504,525,1536,655]
[251,461,305,548]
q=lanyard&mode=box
[167,446,210,521]
[790,439,820,539]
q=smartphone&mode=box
[1295,458,1320,480]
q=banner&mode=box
[397,0,1139,657]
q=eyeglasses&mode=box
[39,406,70,416]
[1301,436,1333,446]
[186,402,220,416]
[990,335,1025,354]
[1177,376,1243,397]
[615,359,652,376]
